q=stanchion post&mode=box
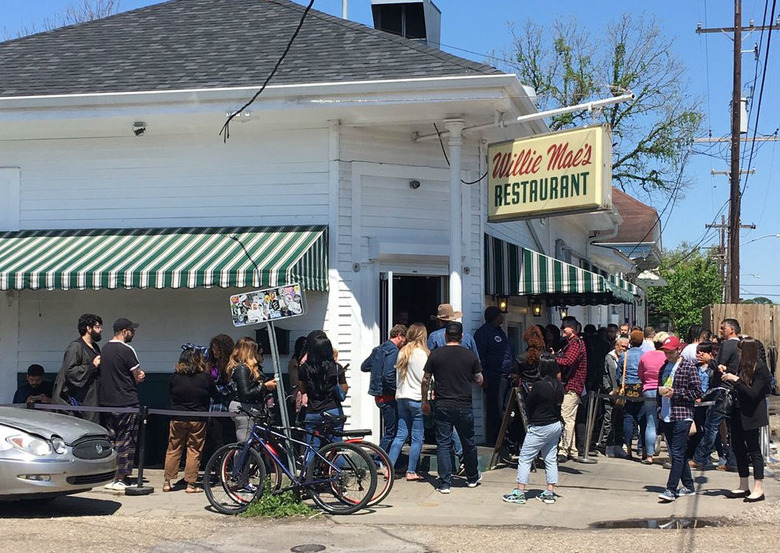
[125,405,154,496]
[577,391,598,464]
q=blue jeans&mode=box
[693,394,726,466]
[663,419,694,492]
[516,422,562,486]
[304,407,343,465]
[388,399,424,474]
[376,399,398,454]
[638,390,657,456]
[434,405,479,488]
[623,400,642,454]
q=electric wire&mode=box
[432,123,488,185]
[219,0,316,142]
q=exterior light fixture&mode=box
[558,306,568,319]
[531,298,542,317]
[497,295,509,313]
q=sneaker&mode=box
[104,480,128,491]
[436,487,451,495]
[657,489,677,502]
[467,473,483,488]
[502,489,526,504]
[677,487,696,497]
[456,464,467,477]
[536,491,556,504]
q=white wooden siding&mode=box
[7,129,330,229]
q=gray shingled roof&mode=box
[0,0,501,98]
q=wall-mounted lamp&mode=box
[531,298,543,317]
[496,295,509,313]
[409,179,421,190]
[132,121,147,136]
[558,306,568,319]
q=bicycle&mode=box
[203,406,377,515]
[306,410,394,507]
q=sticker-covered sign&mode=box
[229,283,305,327]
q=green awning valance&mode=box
[485,234,638,305]
[0,225,328,291]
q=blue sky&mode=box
[2,0,778,301]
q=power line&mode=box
[219,0,316,141]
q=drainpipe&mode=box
[446,119,465,312]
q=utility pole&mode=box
[706,214,755,301]
[696,3,780,303]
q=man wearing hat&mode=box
[555,316,588,461]
[474,306,513,445]
[99,317,146,491]
[427,304,478,352]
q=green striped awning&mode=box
[0,226,328,291]
[485,234,638,305]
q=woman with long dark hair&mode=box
[502,354,564,505]
[298,331,348,458]
[227,336,277,441]
[387,323,429,481]
[720,338,771,502]
[204,334,236,461]
[163,348,217,493]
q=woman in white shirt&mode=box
[387,323,429,481]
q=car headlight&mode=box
[6,434,53,456]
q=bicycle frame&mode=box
[231,418,348,493]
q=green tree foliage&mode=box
[502,14,703,195]
[647,247,722,332]
[742,296,775,305]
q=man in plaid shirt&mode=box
[555,316,588,460]
[657,335,702,502]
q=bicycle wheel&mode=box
[350,441,394,507]
[305,441,377,515]
[203,443,266,515]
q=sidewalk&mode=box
[82,451,779,529]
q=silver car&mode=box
[0,406,117,501]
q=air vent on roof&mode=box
[371,0,441,49]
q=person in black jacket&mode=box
[720,337,771,502]
[163,348,217,493]
[502,354,564,505]
[227,337,277,442]
[52,313,102,423]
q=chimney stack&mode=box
[371,0,441,49]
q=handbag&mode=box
[713,387,735,418]
[612,353,629,408]
[689,420,697,436]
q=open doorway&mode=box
[380,273,446,341]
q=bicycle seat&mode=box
[340,428,372,438]
[321,411,348,425]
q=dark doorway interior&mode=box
[392,275,443,334]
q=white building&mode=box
[0,0,639,441]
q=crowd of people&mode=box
[15,308,772,506]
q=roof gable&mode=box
[0,0,501,98]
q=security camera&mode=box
[409,179,421,190]
[132,121,147,136]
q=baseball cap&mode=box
[113,317,140,333]
[660,335,681,351]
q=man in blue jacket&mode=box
[361,324,407,454]
[474,306,513,445]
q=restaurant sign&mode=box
[487,125,612,221]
